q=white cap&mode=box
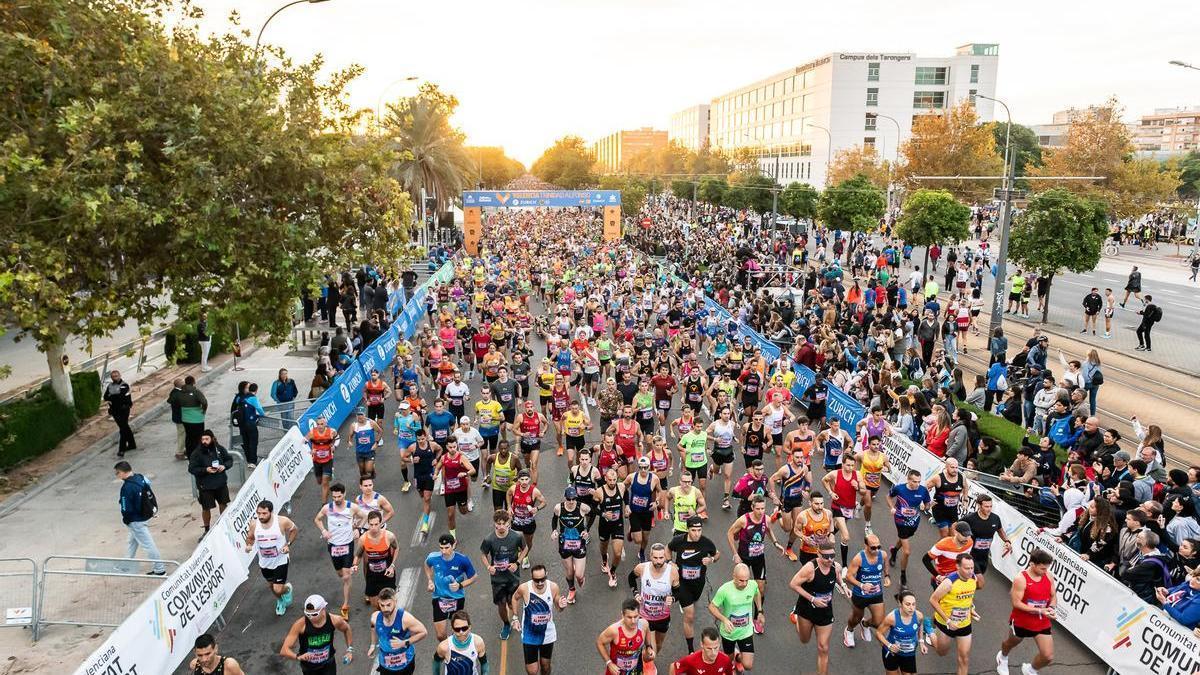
[399,401,411,410]
[304,594,327,611]
[459,416,471,424]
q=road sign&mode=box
[993,187,1027,200]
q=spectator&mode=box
[1094,430,1123,468]
[114,461,166,575]
[1074,417,1104,463]
[1103,451,1132,489]
[103,369,136,458]
[1081,349,1103,416]
[1158,569,1200,629]
[984,359,1007,412]
[167,378,186,460]
[1167,496,1200,549]
[1122,530,1172,605]
[197,310,212,372]
[1133,416,1166,466]
[1166,469,1193,504]
[1043,484,1086,539]
[924,408,950,458]
[1033,436,1059,486]
[1031,375,1059,435]
[944,408,970,465]
[1077,497,1119,571]
[1173,539,1200,585]
[187,430,232,541]
[965,374,986,408]
[1117,510,1148,575]
[238,383,265,469]
[975,438,1006,475]
[309,362,332,399]
[175,375,208,459]
[1001,445,1038,485]
[988,327,1008,365]
[1140,444,1168,483]
[270,368,299,422]
[1131,460,1156,504]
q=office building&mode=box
[1132,106,1200,155]
[592,128,669,173]
[1029,107,1104,149]
[669,104,711,152]
[705,43,999,187]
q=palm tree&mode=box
[382,84,474,216]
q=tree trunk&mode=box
[45,336,75,408]
[1041,273,1053,324]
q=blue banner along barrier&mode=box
[825,382,865,430]
[357,323,401,379]
[298,360,366,433]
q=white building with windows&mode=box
[669,104,711,152]
[705,43,999,187]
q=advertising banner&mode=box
[357,323,400,380]
[740,325,781,362]
[786,364,864,430]
[462,190,621,208]
[879,434,1200,675]
[73,427,312,675]
[297,360,365,433]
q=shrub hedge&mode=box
[165,321,233,364]
[71,370,101,418]
[0,387,78,470]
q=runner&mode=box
[279,594,354,673]
[353,510,398,609]
[508,469,547,567]
[963,493,1013,589]
[432,611,488,675]
[615,405,646,469]
[491,366,520,442]
[795,492,834,567]
[400,430,439,535]
[929,553,979,675]
[597,599,656,675]
[244,499,297,616]
[570,447,604,529]
[856,436,891,530]
[705,407,738,510]
[393,403,423,492]
[788,541,849,675]
[484,440,523,512]
[926,458,969,538]
[762,391,797,465]
[424,534,479,642]
[511,564,567,675]
[667,472,707,535]
[445,371,471,421]
[480,509,526,641]
[511,400,548,485]
[562,400,592,466]
[815,418,852,476]
[625,457,662,563]
[367,587,428,675]
[597,467,628,587]
[726,495,785,619]
[364,369,391,424]
[668,517,720,653]
[668,628,734,675]
[350,407,385,480]
[842,533,891,648]
[306,416,339,503]
[740,411,772,470]
[553,486,592,603]
[821,454,864,568]
[645,436,674,519]
[436,437,477,537]
[313,483,365,618]
[925,521,975,588]
[550,375,572,456]
[677,423,710,492]
[189,633,246,675]
[768,446,810,560]
[886,469,931,587]
[474,390,503,472]
[873,590,928,675]
[732,459,769,518]
[707,563,762,672]
[996,548,1057,675]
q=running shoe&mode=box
[468,498,475,512]
[721,497,731,511]
[282,583,294,608]
[860,619,872,642]
[608,573,617,588]
[420,518,430,534]
[864,523,873,537]
[788,611,797,625]
[522,559,530,570]
[567,589,577,604]
[401,481,412,493]
[557,445,564,457]
[995,651,1009,673]
[785,546,798,562]
[275,596,285,616]
[500,623,512,641]
[601,563,610,574]
[340,604,349,619]
[1020,664,1038,675]
[888,546,897,567]
[843,628,855,648]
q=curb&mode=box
[999,314,1199,379]
[0,343,263,519]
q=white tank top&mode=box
[639,562,674,621]
[765,405,786,434]
[521,582,558,645]
[254,516,288,569]
[712,420,735,450]
[325,502,355,546]
[445,635,481,675]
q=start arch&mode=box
[460,190,622,255]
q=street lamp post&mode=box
[1170,61,1200,239]
[374,76,421,127]
[1169,60,1200,72]
[976,93,1018,336]
[805,122,833,185]
[875,114,903,209]
[254,0,331,55]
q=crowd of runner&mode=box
[180,205,1092,675]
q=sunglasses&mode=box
[304,610,322,617]
[820,553,836,560]
[532,577,547,584]
[452,625,471,633]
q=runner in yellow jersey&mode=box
[929,553,978,675]
[561,400,591,465]
[856,436,891,532]
[484,440,523,511]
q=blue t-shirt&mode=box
[427,410,456,446]
[424,552,475,600]
[888,483,931,528]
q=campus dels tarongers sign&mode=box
[881,434,1200,675]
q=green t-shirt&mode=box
[711,579,758,640]
[680,430,710,469]
[1010,274,1026,294]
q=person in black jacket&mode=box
[1121,530,1172,605]
[1135,295,1161,352]
[188,430,232,540]
[114,461,165,574]
[103,370,136,457]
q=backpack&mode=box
[1048,415,1080,447]
[138,477,158,520]
[995,372,1009,391]
[1090,369,1104,387]
[1150,305,1163,323]
[229,393,244,427]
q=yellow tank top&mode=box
[673,489,698,532]
[489,453,517,490]
[937,573,977,628]
[564,411,585,436]
[860,451,886,489]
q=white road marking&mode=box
[411,512,435,547]
[396,566,419,609]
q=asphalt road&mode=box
[197,313,1107,675]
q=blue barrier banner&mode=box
[358,323,400,378]
[741,325,781,362]
[463,190,621,208]
[826,384,865,430]
[790,364,816,401]
[387,288,405,318]
[298,361,366,433]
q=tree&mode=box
[895,189,972,275]
[897,101,1004,202]
[724,172,778,213]
[383,83,475,214]
[818,174,886,261]
[670,179,693,200]
[687,147,732,177]
[1176,151,1200,200]
[697,176,728,204]
[464,146,525,189]
[780,183,819,220]
[827,145,891,189]
[1008,188,1109,323]
[531,136,596,188]
[623,141,688,177]
[989,122,1042,177]
[1108,158,1181,222]
[599,175,647,217]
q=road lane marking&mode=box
[411,513,436,547]
[396,566,419,609]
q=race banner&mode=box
[880,434,1200,675]
[297,360,366,433]
[72,428,313,675]
[788,363,866,431]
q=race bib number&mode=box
[531,611,551,626]
[658,399,671,410]
[900,507,917,518]
[974,539,991,550]
[439,598,460,613]
[839,507,855,519]
[813,592,833,605]
[369,559,388,573]
[383,650,410,668]
[260,546,279,559]
[562,538,581,551]
[950,607,969,622]
[445,476,462,491]
[682,566,701,580]
[615,655,639,671]
[329,544,350,557]
[305,646,331,663]
[748,541,765,557]
[690,451,707,464]
[865,472,881,488]
[604,510,620,521]
[631,495,649,509]
[943,495,959,507]
[730,612,750,628]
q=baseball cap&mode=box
[637,457,651,468]
[1114,450,1131,462]
[564,486,578,500]
[399,401,411,410]
[304,594,327,611]
[459,416,471,424]
[953,522,972,537]
[355,406,367,415]
[686,516,704,529]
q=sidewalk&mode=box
[0,341,319,672]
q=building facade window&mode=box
[913,91,946,109]
[864,137,876,152]
[969,89,977,105]
[914,66,948,85]
[865,113,877,131]
[867,62,880,81]
[866,88,879,107]
[970,64,980,83]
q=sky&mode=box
[189,0,1199,167]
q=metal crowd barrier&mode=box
[969,470,1062,528]
[35,555,179,641]
[0,558,37,638]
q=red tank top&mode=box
[510,485,535,523]
[365,380,386,406]
[615,419,639,455]
[310,427,336,463]
[520,414,541,436]
[833,470,859,510]
[598,445,620,472]
[649,450,669,472]
[607,622,646,674]
[442,454,469,494]
[1010,570,1053,631]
